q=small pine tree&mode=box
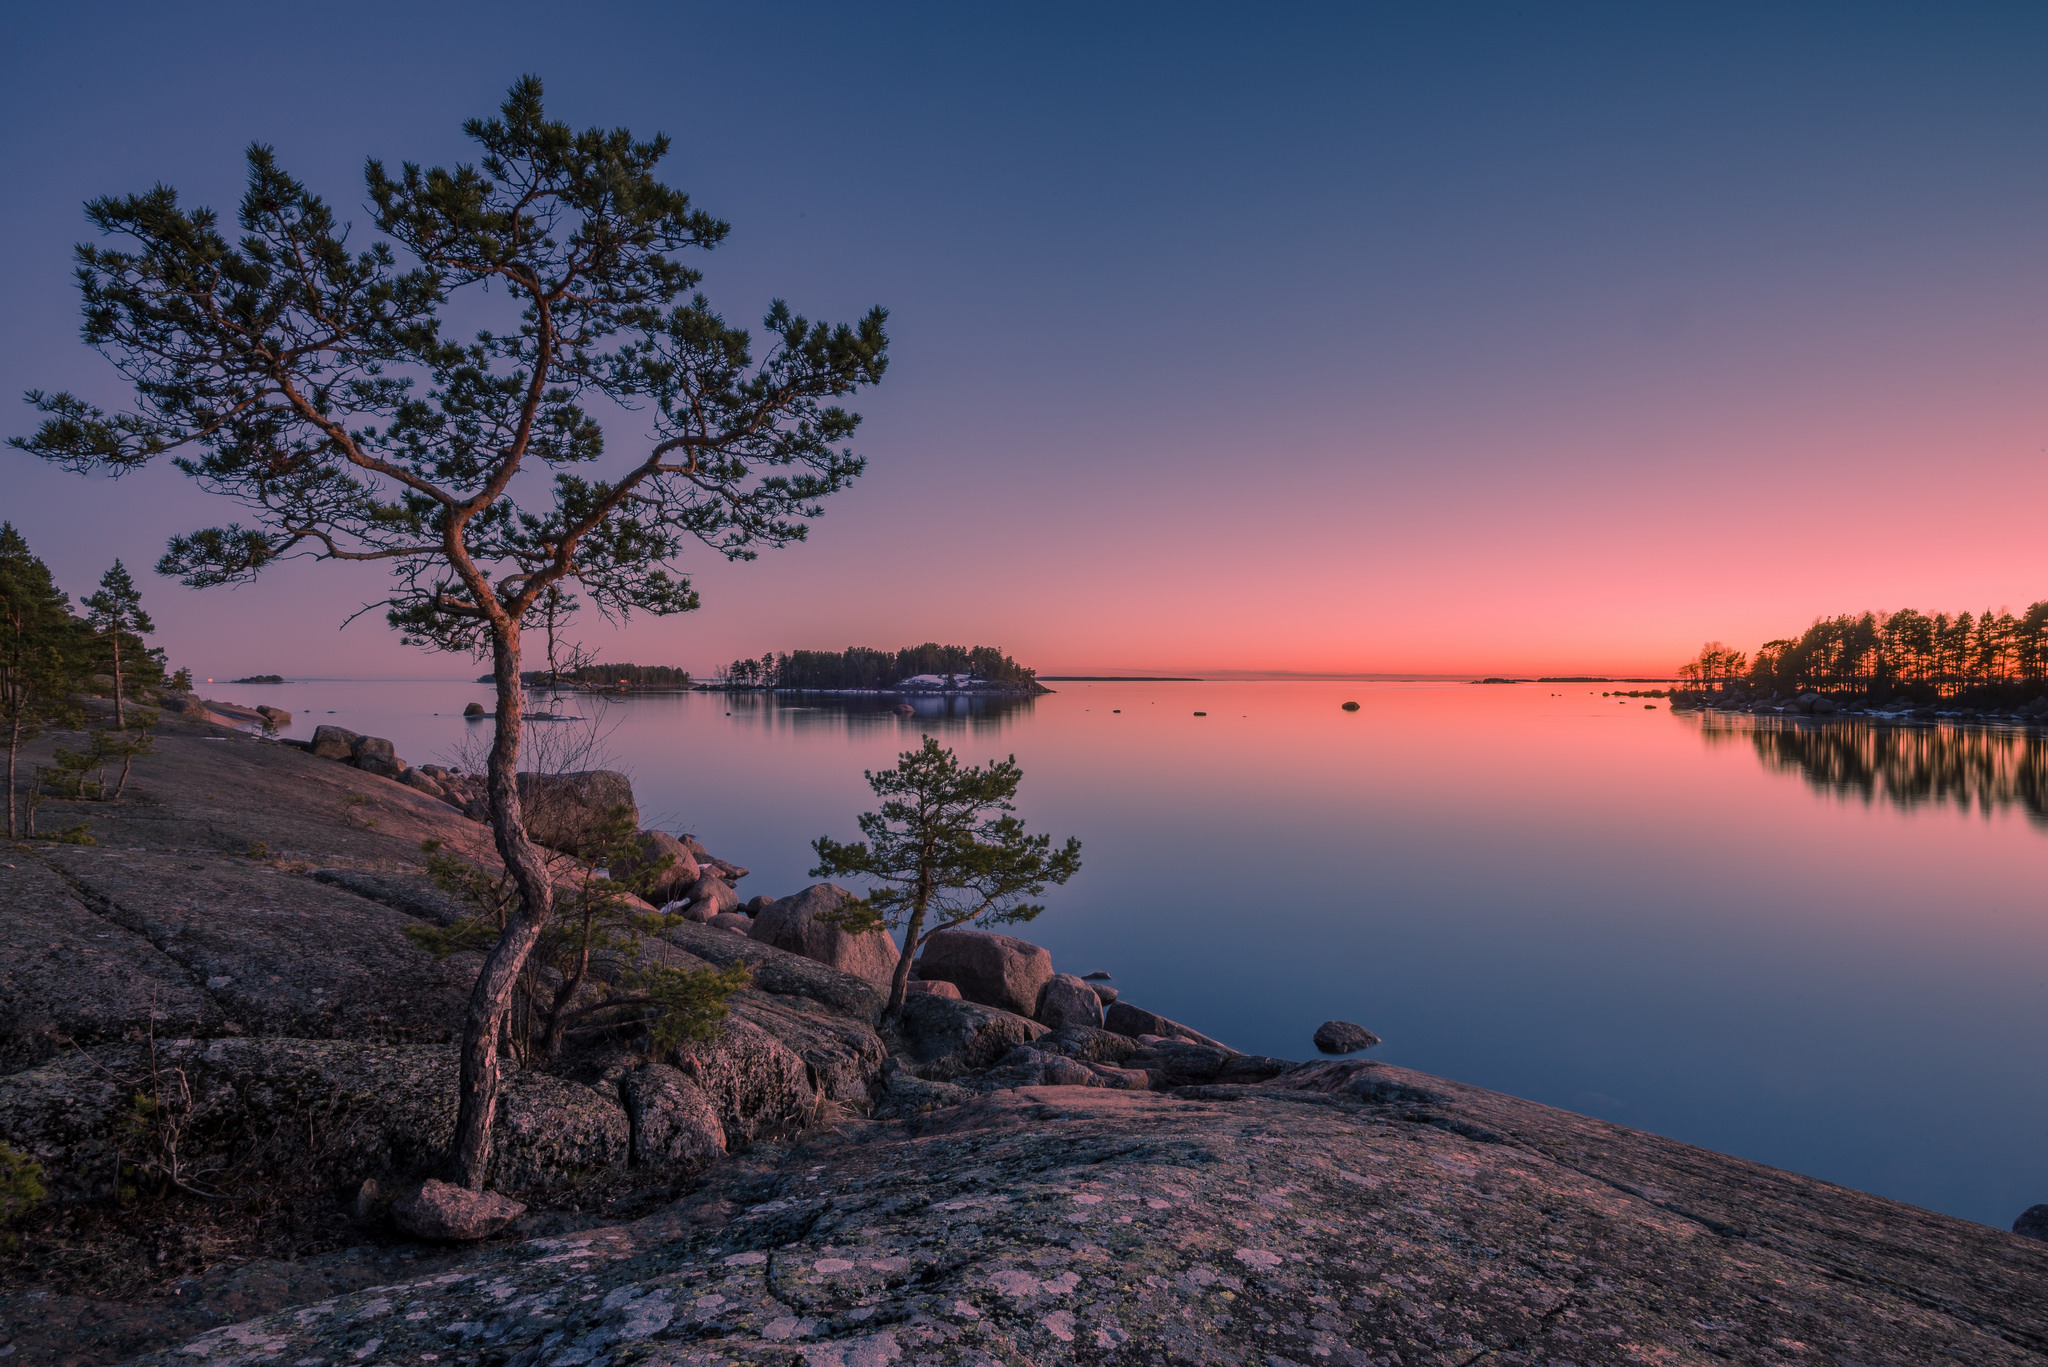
[408,811,749,1060]
[82,560,154,729]
[812,736,1081,1009]
[0,525,90,838]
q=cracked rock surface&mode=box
[131,1079,2048,1365]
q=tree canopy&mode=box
[10,75,890,1191]
[1684,604,2048,698]
[813,737,1081,1008]
[12,75,887,655]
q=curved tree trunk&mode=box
[448,624,557,1191]
[887,906,923,1012]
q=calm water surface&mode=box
[260,678,2048,1228]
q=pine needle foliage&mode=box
[408,811,748,1060]
[812,736,1081,1008]
[8,75,885,1187]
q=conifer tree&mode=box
[82,559,154,728]
[10,77,888,1189]
[812,737,1081,1010]
[0,525,89,838]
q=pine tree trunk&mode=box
[448,625,555,1191]
[111,633,124,730]
[888,905,925,1011]
[5,713,18,840]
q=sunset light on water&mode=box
[264,677,2048,1227]
[5,7,2048,1360]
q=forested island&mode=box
[473,663,695,692]
[1675,602,2048,718]
[714,642,1046,693]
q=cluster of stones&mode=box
[301,724,469,806]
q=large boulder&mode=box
[732,993,888,1108]
[749,883,899,986]
[490,1071,631,1191]
[915,927,1054,1015]
[515,771,638,856]
[890,993,1047,1081]
[618,1063,726,1170]
[356,752,409,779]
[1035,972,1105,1030]
[686,874,740,921]
[2015,1205,2048,1243]
[309,724,361,760]
[669,1016,816,1147]
[393,1180,526,1242]
[351,734,396,761]
[1104,1000,1233,1051]
[610,830,700,904]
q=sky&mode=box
[2,3,2044,679]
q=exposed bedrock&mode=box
[125,1081,2048,1367]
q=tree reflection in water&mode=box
[718,690,1035,737]
[1697,714,2048,825]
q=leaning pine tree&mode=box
[9,77,889,1190]
[812,736,1082,1010]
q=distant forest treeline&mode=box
[496,663,693,689]
[720,644,1036,690]
[566,663,693,688]
[1683,604,2048,696]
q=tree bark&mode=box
[5,713,18,840]
[447,624,556,1191]
[110,632,124,730]
[887,905,924,1011]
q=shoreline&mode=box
[1675,690,2048,727]
[4,706,2046,1362]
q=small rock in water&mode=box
[392,1179,526,1241]
[1342,700,1361,711]
[463,701,486,717]
[2014,1205,2048,1242]
[1313,1020,1382,1055]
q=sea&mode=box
[245,676,2048,1229]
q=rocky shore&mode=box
[3,704,2046,1364]
[1675,687,2048,725]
